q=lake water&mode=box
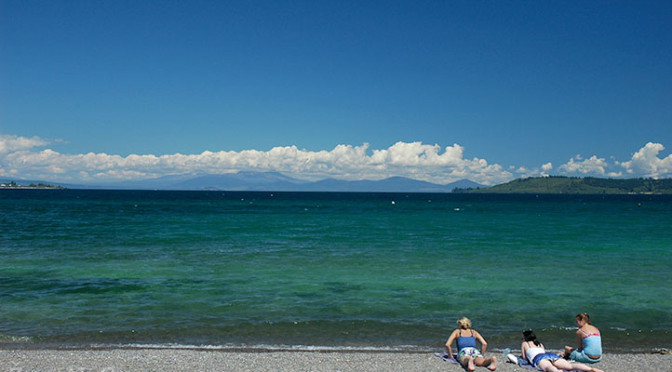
[1,190,670,352]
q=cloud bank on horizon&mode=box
[1,134,671,186]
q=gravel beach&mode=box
[1,349,670,372]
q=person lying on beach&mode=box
[445,317,497,371]
[563,313,602,363]
[522,330,603,372]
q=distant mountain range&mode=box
[1,172,484,193]
[4,174,672,194]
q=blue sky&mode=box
[1,0,671,185]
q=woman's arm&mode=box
[521,342,528,360]
[474,330,488,354]
[445,330,458,357]
[575,329,584,351]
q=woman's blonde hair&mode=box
[457,317,471,329]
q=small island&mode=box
[0,181,65,189]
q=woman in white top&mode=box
[522,330,603,372]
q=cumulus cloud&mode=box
[0,135,514,185]
[557,142,672,179]
[2,134,670,185]
[0,134,49,154]
[512,164,551,179]
[618,142,672,178]
[559,155,608,175]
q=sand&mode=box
[0,348,670,372]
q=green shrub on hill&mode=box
[456,176,672,194]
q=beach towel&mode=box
[435,352,583,372]
[434,352,497,371]
[508,354,537,370]
[505,354,582,372]
[434,352,460,365]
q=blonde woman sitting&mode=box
[445,317,497,371]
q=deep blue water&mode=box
[1,190,670,351]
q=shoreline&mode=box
[1,348,670,372]
[2,341,670,354]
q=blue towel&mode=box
[436,352,583,372]
[434,352,460,364]
[510,354,582,372]
[511,355,538,370]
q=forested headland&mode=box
[455,176,672,194]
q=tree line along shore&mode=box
[455,176,672,194]
[0,181,64,189]
[2,176,672,193]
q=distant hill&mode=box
[7,174,672,194]
[1,173,485,193]
[83,172,484,192]
[293,176,478,193]
[456,176,672,194]
[166,172,304,191]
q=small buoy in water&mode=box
[391,201,396,205]
[454,207,460,212]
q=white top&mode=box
[525,347,545,363]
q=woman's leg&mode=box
[461,356,476,371]
[537,359,561,372]
[563,346,574,358]
[474,356,497,370]
[552,359,604,372]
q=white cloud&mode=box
[0,134,49,154]
[513,164,553,179]
[3,134,670,185]
[618,142,672,178]
[557,142,672,179]
[559,155,608,175]
[0,135,513,185]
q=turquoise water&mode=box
[1,190,670,351]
